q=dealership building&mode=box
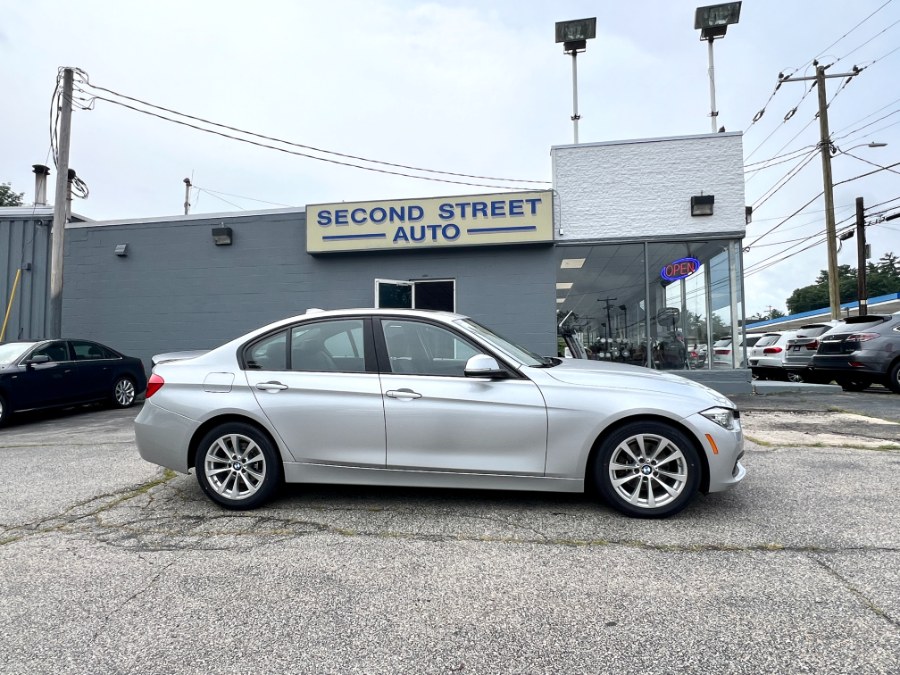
[0,131,751,392]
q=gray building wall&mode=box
[62,209,558,369]
[1,208,53,341]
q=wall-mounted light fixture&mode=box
[212,226,233,246]
[690,194,715,216]
[115,244,128,257]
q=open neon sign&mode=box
[661,257,701,281]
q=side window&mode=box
[32,341,70,362]
[245,331,287,371]
[291,320,365,373]
[381,320,480,377]
[72,341,115,360]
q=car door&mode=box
[244,318,387,468]
[13,341,77,409]
[70,340,116,399]
[376,318,548,475]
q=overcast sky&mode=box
[2,0,899,316]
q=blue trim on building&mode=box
[745,292,900,330]
[467,225,537,234]
[323,233,387,241]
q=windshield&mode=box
[455,318,552,367]
[0,342,35,366]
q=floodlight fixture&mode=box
[694,2,742,40]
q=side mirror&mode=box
[25,354,51,367]
[464,354,507,379]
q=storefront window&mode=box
[556,238,744,371]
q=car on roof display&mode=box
[134,308,746,518]
[747,330,797,380]
[0,339,147,426]
[809,313,900,392]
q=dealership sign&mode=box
[306,190,554,253]
[660,257,701,282]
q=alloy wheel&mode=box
[203,433,267,501]
[114,378,136,406]
[607,433,689,510]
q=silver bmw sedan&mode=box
[135,308,745,518]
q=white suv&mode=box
[747,331,797,380]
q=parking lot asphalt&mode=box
[0,395,898,674]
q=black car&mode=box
[0,339,147,425]
[809,313,900,393]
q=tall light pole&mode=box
[694,3,742,133]
[556,18,596,144]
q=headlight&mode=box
[701,407,738,431]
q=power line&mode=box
[193,185,295,208]
[74,76,550,187]
[840,151,900,176]
[78,91,544,191]
[750,150,819,210]
[813,0,895,63]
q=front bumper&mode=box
[688,411,746,493]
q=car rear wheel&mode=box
[111,376,137,408]
[195,423,282,510]
[888,361,900,394]
[0,393,8,427]
[592,421,701,518]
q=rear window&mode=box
[755,334,780,347]
[743,335,763,347]
[795,325,831,338]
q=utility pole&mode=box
[49,67,74,339]
[781,64,859,319]
[856,196,867,316]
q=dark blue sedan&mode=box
[0,339,147,426]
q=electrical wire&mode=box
[833,15,900,64]
[192,186,295,208]
[840,151,900,176]
[76,90,544,191]
[750,150,819,210]
[197,189,245,210]
[73,75,550,186]
[812,0,894,64]
[744,144,817,170]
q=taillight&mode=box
[146,373,165,398]
[805,340,819,350]
[847,333,878,342]
[763,347,783,354]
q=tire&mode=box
[592,421,701,518]
[838,379,869,392]
[111,376,137,408]
[888,361,900,394]
[194,422,282,510]
[0,392,8,427]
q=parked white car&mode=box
[747,331,798,380]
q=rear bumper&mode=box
[134,399,198,473]
[810,352,888,380]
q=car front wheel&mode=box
[593,421,701,518]
[194,423,282,510]
[111,376,137,408]
[0,393,8,427]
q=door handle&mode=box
[255,381,288,392]
[386,388,422,399]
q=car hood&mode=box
[536,358,735,408]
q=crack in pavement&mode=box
[808,554,900,630]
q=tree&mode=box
[786,257,900,314]
[0,182,24,207]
